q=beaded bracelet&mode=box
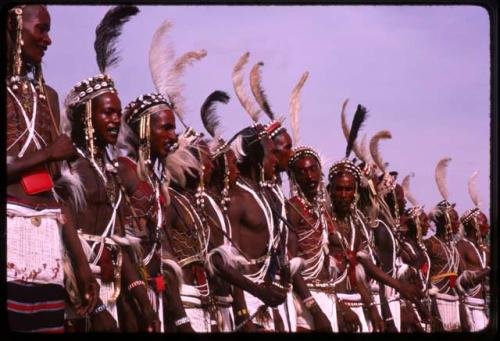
[128,280,146,291]
[174,316,191,327]
[91,304,107,316]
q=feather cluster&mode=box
[200,90,230,138]
[289,71,309,145]
[434,157,452,201]
[94,5,139,73]
[401,173,419,207]
[149,20,207,127]
[232,52,261,122]
[345,104,368,158]
[369,130,392,172]
[249,62,275,120]
[467,171,480,207]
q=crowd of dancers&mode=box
[6,5,490,333]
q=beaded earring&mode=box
[9,7,24,90]
[220,154,231,212]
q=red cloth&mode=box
[97,247,114,283]
[155,276,165,293]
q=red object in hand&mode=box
[155,276,165,293]
[449,274,457,289]
[20,165,54,195]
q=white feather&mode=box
[149,20,175,98]
[54,162,87,212]
[369,130,392,173]
[289,71,309,146]
[232,52,261,122]
[401,173,419,207]
[467,171,481,207]
[161,258,184,287]
[164,132,200,187]
[435,157,452,201]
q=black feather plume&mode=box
[94,5,139,73]
[200,90,230,138]
[345,104,368,158]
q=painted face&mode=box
[92,92,122,146]
[292,155,321,198]
[476,211,489,238]
[272,130,293,173]
[330,173,356,214]
[20,6,52,65]
[225,149,240,187]
[449,208,460,234]
[261,136,277,180]
[197,140,214,185]
[150,108,177,159]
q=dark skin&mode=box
[271,130,293,174]
[284,156,335,332]
[67,92,159,332]
[456,212,490,296]
[328,173,385,332]
[117,108,181,331]
[225,133,288,331]
[6,4,98,321]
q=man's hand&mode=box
[398,283,423,303]
[338,305,361,332]
[90,309,119,332]
[74,270,99,317]
[256,283,287,307]
[368,306,385,333]
[309,304,332,332]
[46,134,78,162]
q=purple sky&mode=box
[43,5,490,217]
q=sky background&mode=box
[42,5,491,218]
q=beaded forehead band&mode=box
[264,120,286,139]
[124,93,173,125]
[460,207,482,225]
[406,205,424,220]
[66,74,116,108]
[288,145,321,168]
[328,159,362,184]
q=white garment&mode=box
[215,295,235,332]
[463,296,488,332]
[7,204,64,286]
[243,289,296,332]
[180,284,211,332]
[295,289,338,332]
[434,292,461,331]
[337,293,370,332]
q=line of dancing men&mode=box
[5,5,490,333]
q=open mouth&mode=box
[107,127,119,136]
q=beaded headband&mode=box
[406,205,424,220]
[124,93,174,125]
[328,158,362,184]
[288,145,321,169]
[460,207,481,225]
[65,74,116,108]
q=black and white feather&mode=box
[94,5,139,74]
[345,104,368,158]
[200,90,230,138]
